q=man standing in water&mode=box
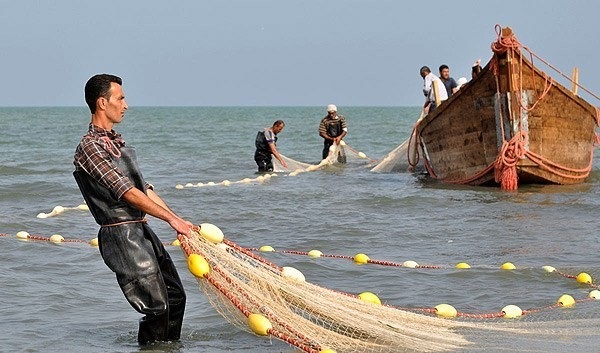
[73,74,194,345]
[319,104,348,162]
[254,120,287,172]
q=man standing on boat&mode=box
[73,74,194,346]
[420,66,448,114]
[254,120,287,172]
[439,64,458,97]
[319,104,348,162]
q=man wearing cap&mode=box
[456,77,468,91]
[318,104,348,162]
[420,66,448,114]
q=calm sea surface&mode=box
[1,107,599,353]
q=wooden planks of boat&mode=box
[416,25,599,190]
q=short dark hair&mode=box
[84,74,122,114]
[439,64,449,72]
[273,120,285,127]
[420,66,431,75]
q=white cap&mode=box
[326,104,337,112]
[457,77,468,86]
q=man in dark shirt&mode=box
[439,64,458,97]
[73,74,194,346]
[254,120,287,172]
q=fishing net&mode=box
[175,143,376,189]
[371,114,423,174]
[36,203,89,218]
[179,226,600,353]
[173,144,351,189]
[274,142,376,175]
[273,154,312,173]
[369,139,412,173]
[179,227,551,353]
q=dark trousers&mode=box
[322,140,333,160]
[98,222,186,345]
[254,152,273,172]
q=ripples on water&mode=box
[0,107,599,352]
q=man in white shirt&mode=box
[420,66,448,114]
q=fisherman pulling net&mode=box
[175,142,376,189]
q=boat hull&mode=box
[417,31,597,188]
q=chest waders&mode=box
[254,130,277,172]
[322,119,346,163]
[74,146,186,345]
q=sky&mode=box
[1,0,599,107]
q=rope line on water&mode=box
[249,245,600,290]
[3,230,600,325]
[184,233,600,330]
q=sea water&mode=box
[1,107,599,353]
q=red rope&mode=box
[184,238,323,352]
[281,250,310,256]
[62,238,90,244]
[553,269,600,289]
[321,253,354,260]
[442,25,597,189]
[99,136,122,158]
[366,259,403,267]
[494,132,526,191]
[457,312,506,319]
[407,126,420,168]
[268,329,321,353]
[223,238,282,271]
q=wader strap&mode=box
[101,218,148,228]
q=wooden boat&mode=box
[415,25,599,190]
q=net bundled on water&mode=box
[371,114,424,173]
[274,142,375,175]
[370,139,412,173]
[273,154,312,173]
[179,226,473,353]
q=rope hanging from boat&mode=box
[420,25,598,190]
[491,24,600,111]
[489,24,597,190]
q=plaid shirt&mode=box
[73,124,135,200]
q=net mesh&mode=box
[371,114,424,173]
[369,139,412,173]
[180,232,539,353]
[180,231,600,352]
[274,143,375,175]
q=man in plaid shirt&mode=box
[73,74,194,345]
